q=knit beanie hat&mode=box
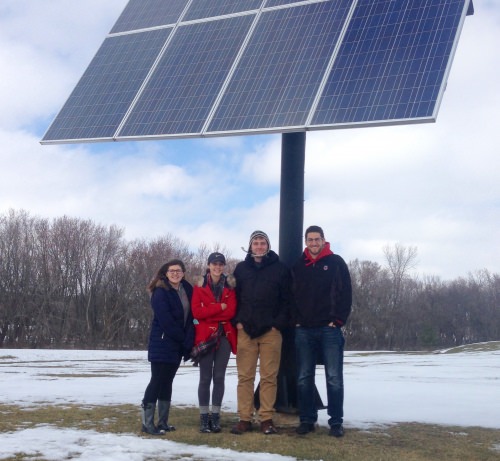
[248,230,271,251]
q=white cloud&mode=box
[0,1,127,128]
[241,137,282,185]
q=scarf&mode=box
[207,273,225,302]
[304,242,334,266]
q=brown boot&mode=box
[260,419,278,435]
[230,420,252,435]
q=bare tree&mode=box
[383,243,418,302]
[382,243,418,349]
[0,210,40,346]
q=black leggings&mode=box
[143,361,180,404]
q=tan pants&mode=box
[236,328,282,421]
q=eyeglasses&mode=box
[167,270,184,275]
[306,238,323,243]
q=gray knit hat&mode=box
[248,230,270,251]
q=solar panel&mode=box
[43,29,171,142]
[110,0,188,33]
[207,1,352,134]
[41,0,472,144]
[120,15,255,137]
[265,0,312,6]
[311,0,467,127]
[183,0,262,22]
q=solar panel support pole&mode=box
[278,131,305,267]
[273,131,325,413]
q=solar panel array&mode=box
[42,0,472,144]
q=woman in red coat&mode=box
[191,252,237,433]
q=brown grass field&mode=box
[1,404,499,461]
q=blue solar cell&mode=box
[110,0,188,33]
[118,15,255,137]
[265,0,310,7]
[312,0,466,126]
[42,29,170,142]
[184,0,262,21]
[207,0,352,133]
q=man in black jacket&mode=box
[231,230,292,435]
[292,225,352,437]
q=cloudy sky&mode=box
[0,1,498,280]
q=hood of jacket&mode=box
[304,242,334,266]
[193,273,236,288]
[154,277,191,292]
[154,277,170,290]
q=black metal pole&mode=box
[278,132,305,267]
[275,132,305,413]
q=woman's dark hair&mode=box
[147,259,186,293]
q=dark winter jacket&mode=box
[147,278,194,364]
[233,250,292,339]
[292,246,352,328]
[191,274,238,354]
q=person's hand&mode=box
[221,303,227,311]
[236,322,243,330]
[328,322,336,328]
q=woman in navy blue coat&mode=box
[141,259,194,435]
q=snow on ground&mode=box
[0,345,499,460]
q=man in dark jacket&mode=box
[231,230,292,435]
[292,225,352,438]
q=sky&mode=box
[0,1,499,280]
[1,345,499,460]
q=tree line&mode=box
[1,209,498,350]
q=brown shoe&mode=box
[260,419,278,435]
[231,420,252,435]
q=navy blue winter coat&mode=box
[147,278,194,364]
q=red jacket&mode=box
[191,274,237,354]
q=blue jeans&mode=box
[295,326,345,426]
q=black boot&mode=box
[141,402,164,435]
[200,413,211,433]
[210,413,221,433]
[157,400,176,432]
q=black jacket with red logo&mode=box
[292,248,352,328]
